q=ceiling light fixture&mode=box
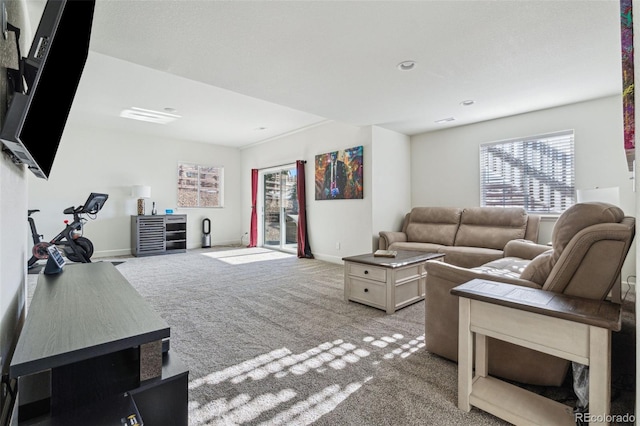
[397,60,417,71]
[120,107,182,124]
[460,100,475,106]
[435,117,455,124]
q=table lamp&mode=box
[576,186,620,206]
[132,185,151,215]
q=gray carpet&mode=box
[91,248,634,425]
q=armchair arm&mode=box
[503,239,551,260]
[426,259,542,289]
[378,231,407,250]
[425,259,542,364]
[425,261,569,386]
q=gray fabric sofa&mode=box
[379,207,541,268]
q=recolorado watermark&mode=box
[574,412,635,424]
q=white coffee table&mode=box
[342,250,445,314]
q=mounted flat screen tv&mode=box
[0,0,95,179]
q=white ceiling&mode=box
[59,1,624,148]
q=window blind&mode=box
[480,130,575,214]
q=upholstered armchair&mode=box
[424,202,635,386]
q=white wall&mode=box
[411,95,636,283]
[371,126,411,249]
[241,121,374,263]
[0,2,29,421]
[27,126,243,256]
[0,155,27,384]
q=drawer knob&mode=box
[364,270,369,275]
[364,288,369,293]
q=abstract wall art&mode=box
[314,145,363,200]
[621,0,635,171]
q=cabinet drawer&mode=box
[165,215,186,223]
[347,263,387,283]
[348,278,386,308]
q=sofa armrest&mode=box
[503,239,551,260]
[378,231,407,250]
[424,259,567,386]
[425,259,541,362]
[425,259,542,289]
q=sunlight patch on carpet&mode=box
[189,347,293,389]
[188,333,424,425]
[258,379,371,426]
[202,247,295,265]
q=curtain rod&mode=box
[259,160,306,170]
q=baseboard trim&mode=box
[312,253,343,265]
[188,240,241,249]
[93,241,245,259]
[93,249,132,258]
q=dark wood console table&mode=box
[10,262,189,425]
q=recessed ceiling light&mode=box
[254,127,267,131]
[460,100,475,106]
[397,60,417,71]
[435,117,455,124]
[120,107,182,124]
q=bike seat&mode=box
[28,209,40,215]
[63,207,75,215]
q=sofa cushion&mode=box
[520,250,554,285]
[472,257,531,280]
[438,246,504,269]
[405,207,462,245]
[389,242,445,253]
[522,202,625,287]
[455,207,527,250]
[551,202,624,253]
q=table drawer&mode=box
[348,278,386,308]
[347,263,387,283]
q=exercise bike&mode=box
[28,193,109,267]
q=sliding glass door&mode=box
[263,167,298,251]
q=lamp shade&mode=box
[576,186,620,206]
[131,185,151,198]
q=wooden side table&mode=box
[451,279,621,426]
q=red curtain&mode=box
[296,160,313,258]
[249,169,258,247]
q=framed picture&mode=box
[314,145,363,200]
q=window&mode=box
[480,130,575,214]
[177,163,224,208]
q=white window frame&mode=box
[177,163,224,208]
[479,130,575,214]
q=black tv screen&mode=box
[0,0,95,179]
